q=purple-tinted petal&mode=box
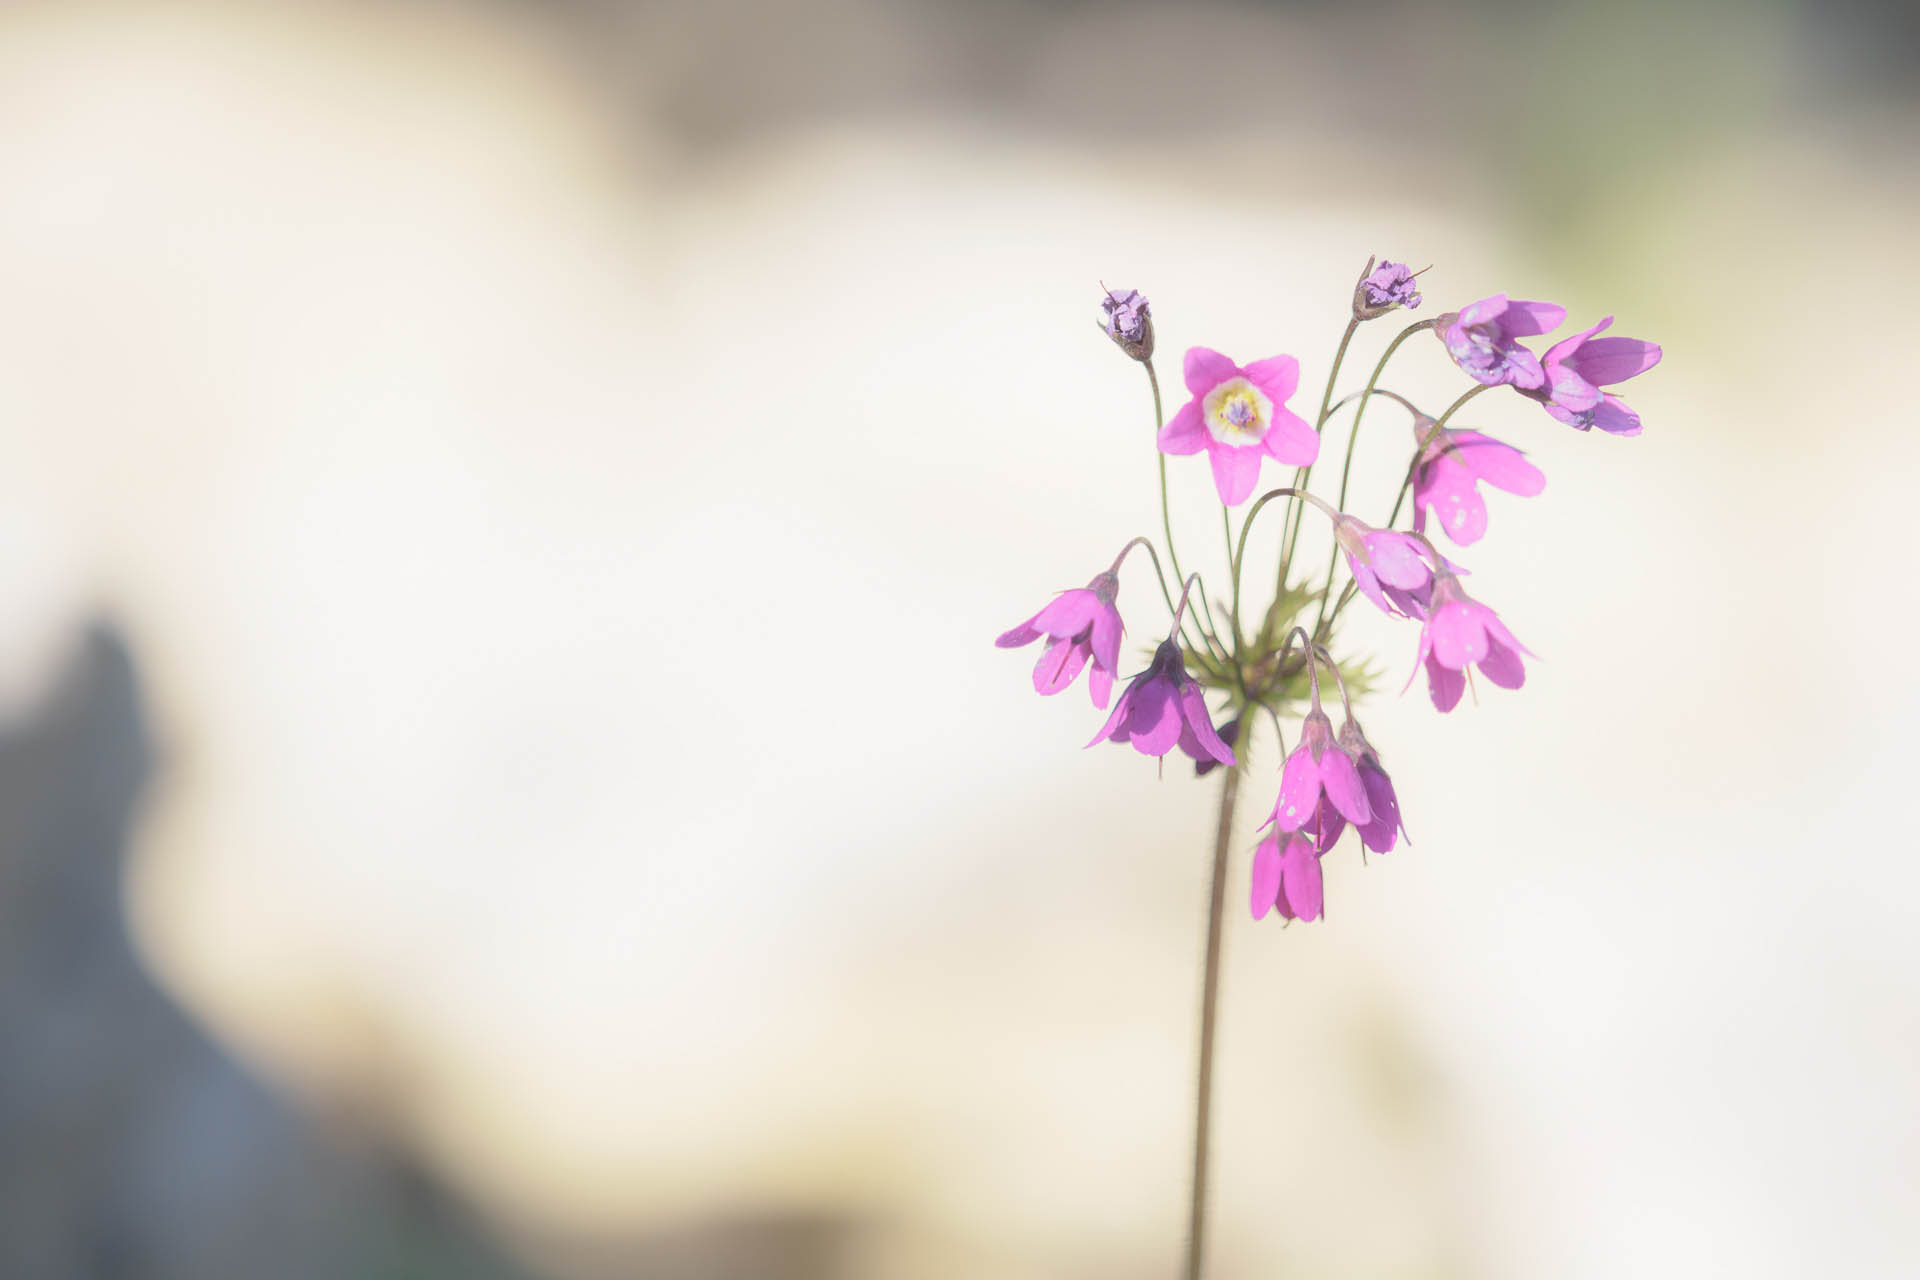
[1087,661,1114,710]
[1241,353,1300,404]
[1086,683,1135,748]
[1504,344,1546,390]
[1033,637,1090,695]
[1320,748,1373,825]
[1478,634,1527,690]
[1424,465,1490,545]
[1428,602,1489,669]
[1276,836,1324,922]
[1031,588,1098,639]
[1250,836,1283,920]
[1180,685,1235,765]
[1382,583,1430,620]
[1364,532,1430,590]
[1456,295,1507,326]
[1183,346,1238,396]
[1089,607,1123,675]
[1159,400,1208,455]
[1425,650,1465,713]
[1208,443,1265,506]
[1500,299,1566,336]
[1348,554,1396,618]
[1589,394,1643,436]
[1259,406,1319,466]
[995,614,1043,648]
[1305,798,1347,855]
[1450,432,1546,496]
[1274,743,1323,831]
[1356,762,1404,853]
[1569,336,1662,386]
[1125,677,1183,756]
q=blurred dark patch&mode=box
[0,624,532,1280]
[521,1208,861,1280]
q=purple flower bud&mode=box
[1353,257,1423,320]
[1101,286,1154,362]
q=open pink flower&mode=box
[1087,640,1236,766]
[1523,315,1662,436]
[996,570,1124,708]
[1270,706,1372,836]
[1333,513,1434,620]
[1409,573,1532,713]
[1250,833,1324,922]
[1411,418,1546,547]
[1158,347,1318,506]
[1339,718,1408,854]
[1436,294,1566,390]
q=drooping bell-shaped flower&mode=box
[1250,832,1324,922]
[1435,294,1566,390]
[1338,718,1408,854]
[1522,315,1662,436]
[1333,512,1435,620]
[996,570,1125,708]
[1158,346,1319,506]
[1409,571,1532,713]
[1271,705,1372,836]
[1087,639,1236,766]
[1410,415,1546,547]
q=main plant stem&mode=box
[1186,759,1242,1280]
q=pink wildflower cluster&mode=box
[997,262,1660,924]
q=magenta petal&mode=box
[1126,679,1183,756]
[1504,345,1546,389]
[1086,685,1135,748]
[1087,662,1114,709]
[1089,609,1122,675]
[1183,346,1238,396]
[1259,406,1319,466]
[1277,836,1323,922]
[1305,799,1347,855]
[995,616,1043,648]
[1501,299,1566,336]
[1428,602,1489,669]
[1250,836,1283,920]
[1356,764,1403,853]
[1320,748,1373,825]
[1570,336,1662,385]
[1457,295,1507,326]
[1365,532,1430,590]
[1274,744,1322,831]
[1159,400,1208,455]
[1590,394,1642,436]
[1180,685,1234,765]
[1425,650,1465,713]
[1451,432,1546,496]
[1208,444,1265,506]
[1348,555,1395,617]
[1478,635,1527,690]
[1241,353,1300,403]
[1033,638,1089,695]
[1031,589,1098,638]
[1427,468,1490,545]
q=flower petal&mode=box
[1087,661,1114,709]
[1208,444,1265,506]
[1365,532,1431,590]
[1241,353,1300,404]
[1179,684,1235,766]
[1425,649,1466,712]
[1569,336,1662,386]
[1356,761,1404,853]
[1033,637,1090,695]
[1158,400,1208,455]
[1183,346,1238,396]
[1347,555,1396,618]
[1274,743,1323,831]
[1276,836,1323,922]
[1478,634,1527,690]
[1320,748,1373,825]
[1031,588,1098,639]
[1089,607,1123,676]
[1125,677,1183,756]
[1500,299,1566,336]
[1428,602,1489,669]
[1259,406,1319,466]
[1590,393,1643,436]
[1305,798,1347,855]
[1250,836,1283,920]
[995,613,1043,648]
[1449,432,1545,496]
[1425,465,1490,545]
[1086,682,1136,748]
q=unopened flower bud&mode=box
[1101,286,1154,361]
[1352,257,1424,321]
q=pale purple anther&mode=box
[1410,416,1546,547]
[1333,513,1435,620]
[1250,832,1325,923]
[1087,639,1236,766]
[1435,294,1566,390]
[996,570,1125,708]
[1521,315,1662,436]
[1408,571,1533,713]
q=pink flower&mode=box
[1523,315,1662,436]
[1410,573,1532,713]
[1087,640,1236,766]
[996,571,1124,708]
[1270,706,1372,836]
[1333,513,1434,619]
[1158,347,1319,506]
[1339,718,1408,854]
[1411,418,1546,547]
[1250,833,1324,922]
[1436,294,1566,390]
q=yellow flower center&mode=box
[1203,377,1271,446]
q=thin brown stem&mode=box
[1186,758,1242,1280]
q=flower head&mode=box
[1435,294,1566,390]
[1354,258,1423,320]
[1522,315,1662,436]
[1410,416,1546,546]
[1409,571,1532,713]
[996,570,1125,708]
[1087,639,1236,766]
[1250,833,1324,922]
[1101,286,1154,362]
[1333,513,1435,619]
[1270,705,1372,838]
[1158,347,1319,506]
[1339,718,1407,854]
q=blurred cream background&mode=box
[0,0,1915,1276]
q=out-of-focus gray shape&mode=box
[0,624,531,1280]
